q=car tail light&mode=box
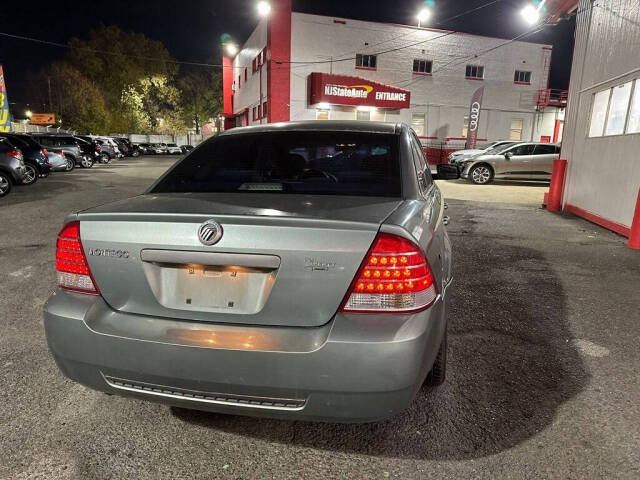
[41,149,48,157]
[56,221,100,295]
[340,233,437,313]
[95,144,102,151]
[54,150,65,157]
[7,149,22,159]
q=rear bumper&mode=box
[44,288,447,423]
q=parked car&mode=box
[85,137,117,163]
[30,134,88,169]
[0,138,27,196]
[101,137,123,158]
[148,143,168,154]
[76,135,108,163]
[44,121,460,422]
[47,150,70,172]
[135,143,151,155]
[180,145,195,154]
[448,140,517,164]
[72,136,97,167]
[0,133,51,184]
[459,142,561,184]
[166,143,182,154]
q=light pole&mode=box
[417,7,432,27]
[520,1,545,25]
[257,1,271,17]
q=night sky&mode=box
[1,0,575,111]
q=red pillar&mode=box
[547,159,568,212]
[267,0,291,123]
[629,188,640,250]
[222,56,234,116]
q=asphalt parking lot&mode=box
[1,156,639,479]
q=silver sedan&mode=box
[459,142,560,184]
[44,121,456,423]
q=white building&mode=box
[223,0,565,163]
[551,0,640,248]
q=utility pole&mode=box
[47,77,53,112]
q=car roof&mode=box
[219,120,401,137]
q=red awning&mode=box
[308,72,411,110]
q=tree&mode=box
[68,26,178,106]
[27,62,110,133]
[121,75,187,134]
[178,70,223,134]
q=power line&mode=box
[0,31,223,68]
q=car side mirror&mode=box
[435,164,460,180]
[504,152,513,160]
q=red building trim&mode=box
[465,77,484,81]
[267,0,291,123]
[412,72,432,76]
[222,56,234,116]
[564,204,631,238]
[355,66,377,71]
[514,81,531,85]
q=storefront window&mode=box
[509,119,523,140]
[605,82,633,136]
[462,115,469,137]
[356,110,371,121]
[412,113,426,136]
[626,80,640,134]
[588,89,611,137]
[316,109,330,120]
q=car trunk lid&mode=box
[78,193,401,327]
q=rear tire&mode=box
[99,153,111,164]
[81,156,94,168]
[65,158,75,171]
[0,172,12,197]
[23,164,39,185]
[425,331,447,386]
[468,164,493,185]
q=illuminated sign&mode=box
[30,113,56,126]
[0,65,12,132]
[309,73,410,109]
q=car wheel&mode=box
[81,156,94,168]
[132,150,140,157]
[469,164,494,185]
[23,164,39,185]
[0,173,12,197]
[100,153,111,164]
[65,158,75,171]
[425,331,447,386]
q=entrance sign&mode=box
[308,72,411,109]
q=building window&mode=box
[509,119,524,140]
[356,54,377,70]
[252,107,258,121]
[413,59,432,75]
[244,68,248,82]
[257,105,262,119]
[238,75,241,88]
[605,82,633,136]
[588,89,611,137]
[626,80,640,134]
[263,101,268,119]
[316,108,330,120]
[356,109,371,121]
[412,113,426,136]
[252,58,257,73]
[465,65,484,80]
[514,70,532,84]
[462,115,469,137]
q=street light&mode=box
[25,110,32,118]
[521,4,542,25]
[257,1,271,16]
[417,7,432,27]
[224,43,238,57]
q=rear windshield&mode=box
[151,131,401,197]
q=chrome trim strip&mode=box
[140,249,281,269]
[102,374,306,411]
